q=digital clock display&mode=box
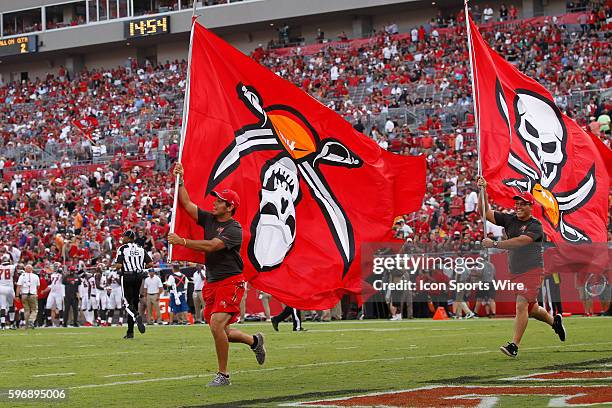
[125,16,170,38]
[0,35,38,57]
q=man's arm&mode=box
[183,238,226,253]
[476,176,496,224]
[173,163,198,221]
[495,235,534,249]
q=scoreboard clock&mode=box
[125,15,170,38]
[0,35,38,57]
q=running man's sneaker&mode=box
[552,313,566,341]
[123,333,134,339]
[252,332,266,365]
[207,372,231,387]
[136,315,146,334]
[500,342,518,357]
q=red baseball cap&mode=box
[212,189,240,209]
[513,191,535,205]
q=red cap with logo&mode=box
[512,191,535,205]
[212,189,240,209]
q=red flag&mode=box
[72,115,99,136]
[468,15,610,275]
[172,22,426,309]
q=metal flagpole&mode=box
[464,0,488,242]
[168,2,198,262]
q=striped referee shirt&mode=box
[114,242,152,274]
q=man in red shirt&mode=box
[36,270,50,327]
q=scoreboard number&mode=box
[0,35,38,57]
[125,16,170,39]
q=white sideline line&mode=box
[306,328,420,333]
[33,372,75,378]
[67,341,612,390]
[103,372,144,378]
[3,351,136,363]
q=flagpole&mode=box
[168,2,198,263]
[463,0,488,241]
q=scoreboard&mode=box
[125,15,170,38]
[0,35,38,57]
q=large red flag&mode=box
[468,15,610,274]
[171,21,426,309]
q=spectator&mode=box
[144,269,163,325]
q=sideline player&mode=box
[477,176,565,357]
[45,263,65,327]
[0,254,16,330]
[106,267,124,326]
[94,265,109,326]
[168,162,266,387]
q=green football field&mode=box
[1,317,611,407]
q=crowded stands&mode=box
[0,4,610,324]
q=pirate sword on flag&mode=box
[465,8,611,278]
[169,20,426,310]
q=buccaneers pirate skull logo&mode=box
[207,83,362,273]
[496,81,596,243]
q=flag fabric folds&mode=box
[171,21,426,309]
[468,15,610,246]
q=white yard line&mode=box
[3,351,138,364]
[67,341,612,390]
[103,373,144,378]
[33,372,75,378]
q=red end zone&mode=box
[502,370,612,381]
[285,385,612,407]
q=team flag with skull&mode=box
[171,21,426,309]
[467,15,610,273]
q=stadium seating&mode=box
[0,4,609,278]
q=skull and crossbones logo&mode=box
[207,83,362,273]
[496,82,596,242]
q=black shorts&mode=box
[477,287,496,300]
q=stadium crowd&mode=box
[0,5,610,327]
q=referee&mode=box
[113,230,153,339]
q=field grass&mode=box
[0,317,611,407]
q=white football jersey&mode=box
[79,276,90,296]
[108,271,121,289]
[48,272,64,294]
[88,276,96,291]
[0,264,15,287]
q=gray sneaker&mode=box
[206,372,231,387]
[252,332,266,365]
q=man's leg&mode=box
[22,297,30,328]
[261,294,270,321]
[209,312,234,375]
[29,297,38,326]
[63,298,70,327]
[146,295,154,324]
[513,296,530,346]
[271,305,293,330]
[72,297,79,326]
[292,308,303,331]
[529,302,554,325]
